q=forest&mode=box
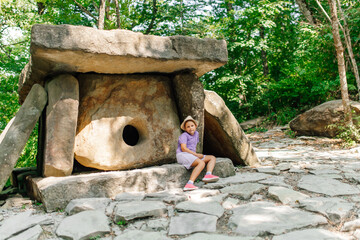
[1,0,360,169]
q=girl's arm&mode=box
[180,143,204,159]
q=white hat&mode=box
[180,116,198,131]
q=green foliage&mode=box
[116,220,127,226]
[285,129,296,138]
[327,113,360,147]
[245,126,268,134]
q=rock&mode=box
[142,218,169,231]
[43,74,79,177]
[220,183,266,200]
[239,117,265,130]
[172,73,205,152]
[56,210,110,240]
[113,201,167,221]
[0,210,52,239]
[268,186,309,205]
[0,84,47,191]
[289,100,360,137]
[203,90,259,167]
[222,197,240,209]
[275,163,291,171]
[256,167,280,175]
[7,224,43,240]
[65,198,111,215]
[184,189,220,202]
[342,219,360,232]
[299,197,355,223]
[168,212,218,236]
[18,24,227,103]
[309,169,341,175]
[27,158,234,212]
[259,176,290,187]
[182,233,255,240]
[298,175,360,196]
[344,172,360,183]
[74,74,181,171]
[114,230,170,240]
[0,197,33,209]
[228,201,327,236]
[115,192,145,202]
[175,200,224,218]
[145,192,187,205]
[354,230,360,239]
[203,172,270,189]
[272,229,351,240]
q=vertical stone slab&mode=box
[43,74,79,177]
[0,84,47,191]
[172,73,205,152]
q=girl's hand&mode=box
[197,153,204,159]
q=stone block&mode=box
[26,158,235,212]
[44,74,79,177]
[74,74,181,170]
[18,24,228,103]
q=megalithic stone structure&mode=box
[0,84,47,191]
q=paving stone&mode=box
[175,200,224,218]
[222,197,240,209]
[298,175,360,196]
[113,201,167,221]
[220,183,266,200]
[115,192,145,201]
[256,167,280,175]
[114,230,170,240]
[207,193,229,203]
[141,218,169,231]
[168,212,217,236]
[268,186,309,205]
[272,228,351,240]
[344,172,360,183]
[341,218,360,232]
[275,163,291,171]
[0,210,52,239]
[182,233,258,240]
[65,198,111,215]
[203,173,270,189]
[299,197,355,223]
[309,169,341,175]
[145,192,186,204]
[228,201,327,236]
[354,229,360,239]
[289,168,306,173]
[184,189,220,202]
[259,176,290,187]
[7,224,43,240]
[56,210,110,240]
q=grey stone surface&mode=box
[299,197,354,223]
[115,192,145,201]
[268,186,309,205]
[0,84,47,191]
[272,229,351,240]
[65,198,111,215]
[168,212,218,236]
[222,197,240,209]
[203,172,270,189]
[228,201,327,236]
[43,74,78,177]
[309,169,341,175]
[19,24,227,103]
[56,210,110,240]
[341,218,360,232]
[114,230,170,240]
[142,218,169,231]
[144,192,187,204]
[298,175,360,196]
[256,167,280,175]
[220,183,266,200]
[182,233,257,240]
[113,201,167,221]
[259,176,290,187]
[0,210,52,239]
[7,224,43,240]
[175,200,224,217]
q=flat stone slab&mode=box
[256,167,280,175]
[259,176,290,187]
[182,233,257,240]
[220,183,266,200]
[114,230,170,240]
[203,172,270,189]
[6,224,43,240]
[298,175,360,196]
[113,201,167,221]
[268,186,309,205]
[168,212,218,236]
[299,197,355,223]
[228,201,327,236]
[65,198,111,215]
[272,229,351,240]
[27,158,235,212]
[18,24,227,102]
[175,200,224,218]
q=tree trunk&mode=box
[328,0,352,124]
[145,0,157,34]
[260,26,269,76]
[98,0,106,30]
[114,0,121,29]
[295,0,316,25]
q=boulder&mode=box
[203,90,259,167]
[0,84,47,191]
[239,116,265,130]
[43,74,79,177]
[18,24,227,103]
[289,100,360,137]
[74,74,181,170]
[172,73,205,152]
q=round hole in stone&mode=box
[123,125,140,146]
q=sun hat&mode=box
[180,116,198,131]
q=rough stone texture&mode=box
[228,201,327,236]
[113,201,167,221]
[56,210,110,240]
[115,192,145,202]
[114,230,170,240]
[43,74,79,177]
[298,175,360,196]
[341,219,360,232]
[65,198,111,215]
[74,74,181,170]
[18,24,227,103]
[172,73,205,152]
[203,172,270,189]
[175,200,224,217]
[268,186,309,205]
[272,229,351,240]
[256,167,280,175]
[7,224,43,240]
[289,100,360,137]
[168,212,218,236]
[0,84,47,191]
[27,158,234,212]
[299,197,355,223]
[259,176,290,187]
[220,183,266,200]
[182,233,256,240]
[203,90,259,167]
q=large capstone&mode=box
[74,74,181,170]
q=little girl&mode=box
[176,116,219,191]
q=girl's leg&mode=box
[189,159,205,182]
[202,155,216,173]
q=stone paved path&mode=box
[1,126,360,239]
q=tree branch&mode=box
[315,0,332,23]
[73,0,97,20]
[145,0,157,34]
